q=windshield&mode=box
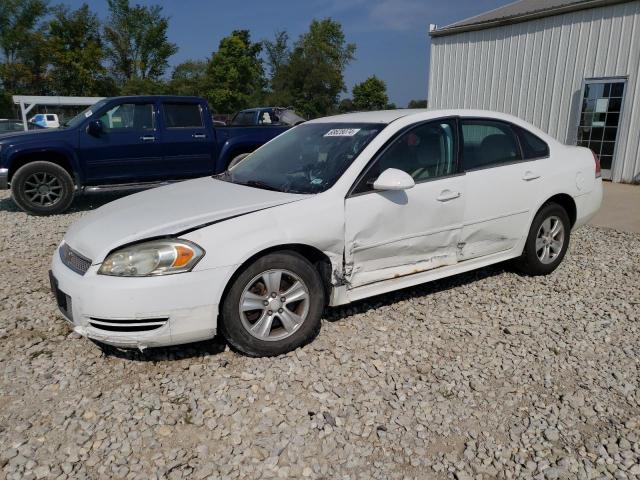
[222,122,384,194]
[63,99,109,128]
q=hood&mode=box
[0,128,63,141]
[65,177,307,262]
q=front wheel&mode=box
[220,252,324,357]
[514,203,571,275]
[11,161,75,215]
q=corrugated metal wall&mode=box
[428,1,640,183]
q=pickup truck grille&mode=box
[60,243,92,275]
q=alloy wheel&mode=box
[535,215,565,264]
[239,269,310,342]
[23,172,63,206]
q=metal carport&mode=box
[12,95,105,131]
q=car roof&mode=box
[308,109,555,141]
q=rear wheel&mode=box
[514,203,570,275]
[11,161,75,215]
[220,251,324,357]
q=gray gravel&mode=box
[1,190,639,480]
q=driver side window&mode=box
[352,120,457,194]
[99,103,154,132]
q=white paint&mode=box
[372,168,416,191]
[52,109,603,349]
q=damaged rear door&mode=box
[458,119,542,260]
[344,119,466,288]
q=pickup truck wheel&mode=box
[227,153,250,170]
[11,161,75,215]
[220,251,324,357]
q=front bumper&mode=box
[0,168,8,190]
[50,246,235,349]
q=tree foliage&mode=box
[169,60,208,97]
[47,4,109,96]
[407,99,428,108]
[270,19,355,118]
[352,76,389,111]
[0,0,48,94]
[0,4,374,118]
[104,0,177,84]
[264,30,289,81]
[206,30,265,113]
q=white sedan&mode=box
[50,110,602,356]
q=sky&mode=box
[62,0,512,107]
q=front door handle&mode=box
[140,135,155,142]
[436,190,461,202]
[192,133,206,139]
[522,171,541,181]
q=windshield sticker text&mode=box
[324,128,360,137]
[84,110,93,118]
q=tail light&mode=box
[591,150,601,178]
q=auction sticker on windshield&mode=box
[324,128,360,137]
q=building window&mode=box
[577,79,626,178]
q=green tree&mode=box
[120,77,167,95]
[0,0,48,94]
[47,4,107,96]
[352,76,389,111]
[337,97,355,113]
[407,99,428,108]
[264,30,289,81]
[104,0,178,85]
[169,60,208,97]
[271,19,355,118]
[206,30,265,113]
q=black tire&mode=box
[220,251,324,357]
[11,161,75,215]
[227,153,250,170]
[514,202,571,276]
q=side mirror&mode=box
[87,119,103,136]
[372,168,415,191]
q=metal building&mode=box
[428,0,640,183]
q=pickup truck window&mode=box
[231,111,255,126]
[63,99,109,128]
[258,111,274,124]
[99,103,154,132]
[163,103,203,128]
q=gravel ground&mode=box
[1,190,639,480]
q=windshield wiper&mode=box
[241,180,282,192]
[213,170,231,181]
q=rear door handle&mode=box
[140,135,155,142]
[192,133,206,139]
[436,190,461,202]
[522,171,541,181]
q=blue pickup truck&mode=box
[0,96,296,215]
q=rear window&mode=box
[231,111,256,126]
[461,120,521,170]
[516,126,549,159]
[163,103,203,128]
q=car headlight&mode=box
[98,239,204,277]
